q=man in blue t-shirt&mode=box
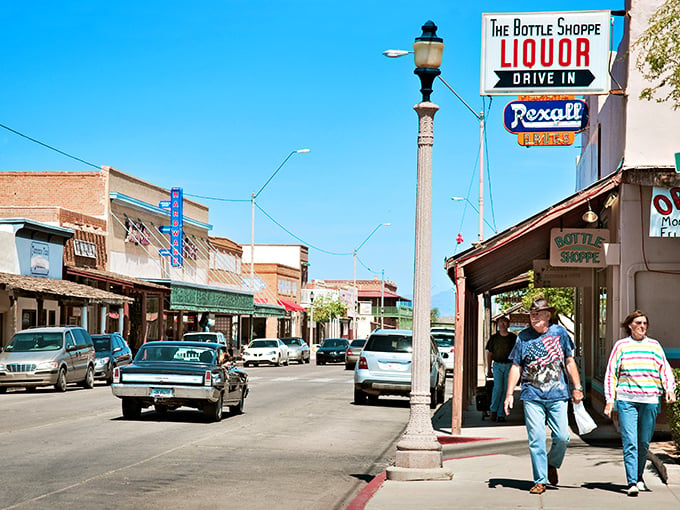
[504,298,583,495]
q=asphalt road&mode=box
[0,361,418,510]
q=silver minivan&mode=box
[0,326,96,392]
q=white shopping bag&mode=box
[573,401,597,435]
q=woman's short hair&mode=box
[622,310,648,331]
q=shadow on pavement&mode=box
[487,478,537,491]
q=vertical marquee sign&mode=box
[158,187,184,267]
[481,11,611,96]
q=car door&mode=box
[64,330,80,381]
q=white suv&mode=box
[353,329,446,408]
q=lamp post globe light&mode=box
[352,222,390,340]
[386,21,450,481]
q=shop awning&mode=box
[446,171,622,295]
[253,301,285,317]
[65,266,169,291]
[146,280,254,315]
[0,272,133,305]
[278,299,306,312]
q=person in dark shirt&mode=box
[485,316,517,422]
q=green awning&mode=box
[253,303,285,318]
[167,281,254,314]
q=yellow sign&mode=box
[518,131,575,147]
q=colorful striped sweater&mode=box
[604,336,676,404]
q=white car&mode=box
[242,338,289,367]
[182,331,227,346]
[431,330,455,374]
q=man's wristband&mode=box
[573,386,583,392]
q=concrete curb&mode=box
[648,445,680,485]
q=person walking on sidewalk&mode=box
[604,310,677,497]
[486,316,517,422]
[504,297,583,495]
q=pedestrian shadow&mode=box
[581,481,628,494]
[487,478,535,491]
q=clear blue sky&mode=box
[0,1,624,314]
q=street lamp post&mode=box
[380,268,385,329]
[387,21,450,481]
[352,222,390,339]
[308,291,314,346]
[249,148,310,292]
[451,196,497,240]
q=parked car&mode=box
[182,331,227,346]
[0,326,96,392]
[316,338,349,365]
[111,341,248,422]
[353,329,446,408]
[280,337,310,364]
[345,338,367,370]
[242,338,289,367]
[431,329,455,374]
[91,333,133,384]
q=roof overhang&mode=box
[446,171,622,295]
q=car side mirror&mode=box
[113,347,122,354]
[66,344,78,352]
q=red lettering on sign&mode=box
[523,39,536,68]
[558,39,571,66]
[540,39,553,66]
[576,38,589,66]
[654,195,673,215]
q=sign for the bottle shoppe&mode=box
[481,11,611,95]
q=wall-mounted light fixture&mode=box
[603,192,618,209]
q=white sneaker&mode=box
[636,481,650,492]
[627,484,639,497]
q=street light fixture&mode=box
[353,222,391,339]
[250,148,310,292]
[451,196,497,235]
[386,20,449,481]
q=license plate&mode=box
[150,388,173,398]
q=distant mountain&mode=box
[431,289,455,317]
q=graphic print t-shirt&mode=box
[509,323,574,402]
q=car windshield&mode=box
[322,339,348,348]
[136,345,215,364]
[281,338,300,346]
[364,334,412,353]
[183,333,217,342]
[249,340,278,349]
[349,339,366,348]
[432,334,454,348]
[6,332,63,352]
[92,336,112,352]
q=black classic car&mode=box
[111,341,248,422]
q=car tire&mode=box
[284,357,289,366]
[81,365,95,389]
[244,362,250,368]
[304,355,310,364]
[122,398,142,420]
[54,368,67,392]
[345,363,352,370]
[26,386,38,392]
[204,392,223,422]
[354,388,367,405]
[229,387,246,415]
[105,365,115,385]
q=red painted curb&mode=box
[346,471,386,510]
[436,435,500,445]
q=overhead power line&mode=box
[0,122,100,169]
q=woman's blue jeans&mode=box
[616,400,659,485]
[523,399,570,484]
[490,362,511,417]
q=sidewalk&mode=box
[349,399,680,509]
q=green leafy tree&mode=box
[497,271,575,317]
[634,0,680,109]
[430,307,440,323]
[310,295,347,323]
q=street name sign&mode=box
[481,11,611,95]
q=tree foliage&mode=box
[634,0,680,109]
[496,271,575,317]
[431,307,440,323]
[310,295,347,323]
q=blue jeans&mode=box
[616,400,660,485]
[490,362,512,417]
[524,400,570,484]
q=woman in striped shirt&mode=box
[604,310,676,497]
